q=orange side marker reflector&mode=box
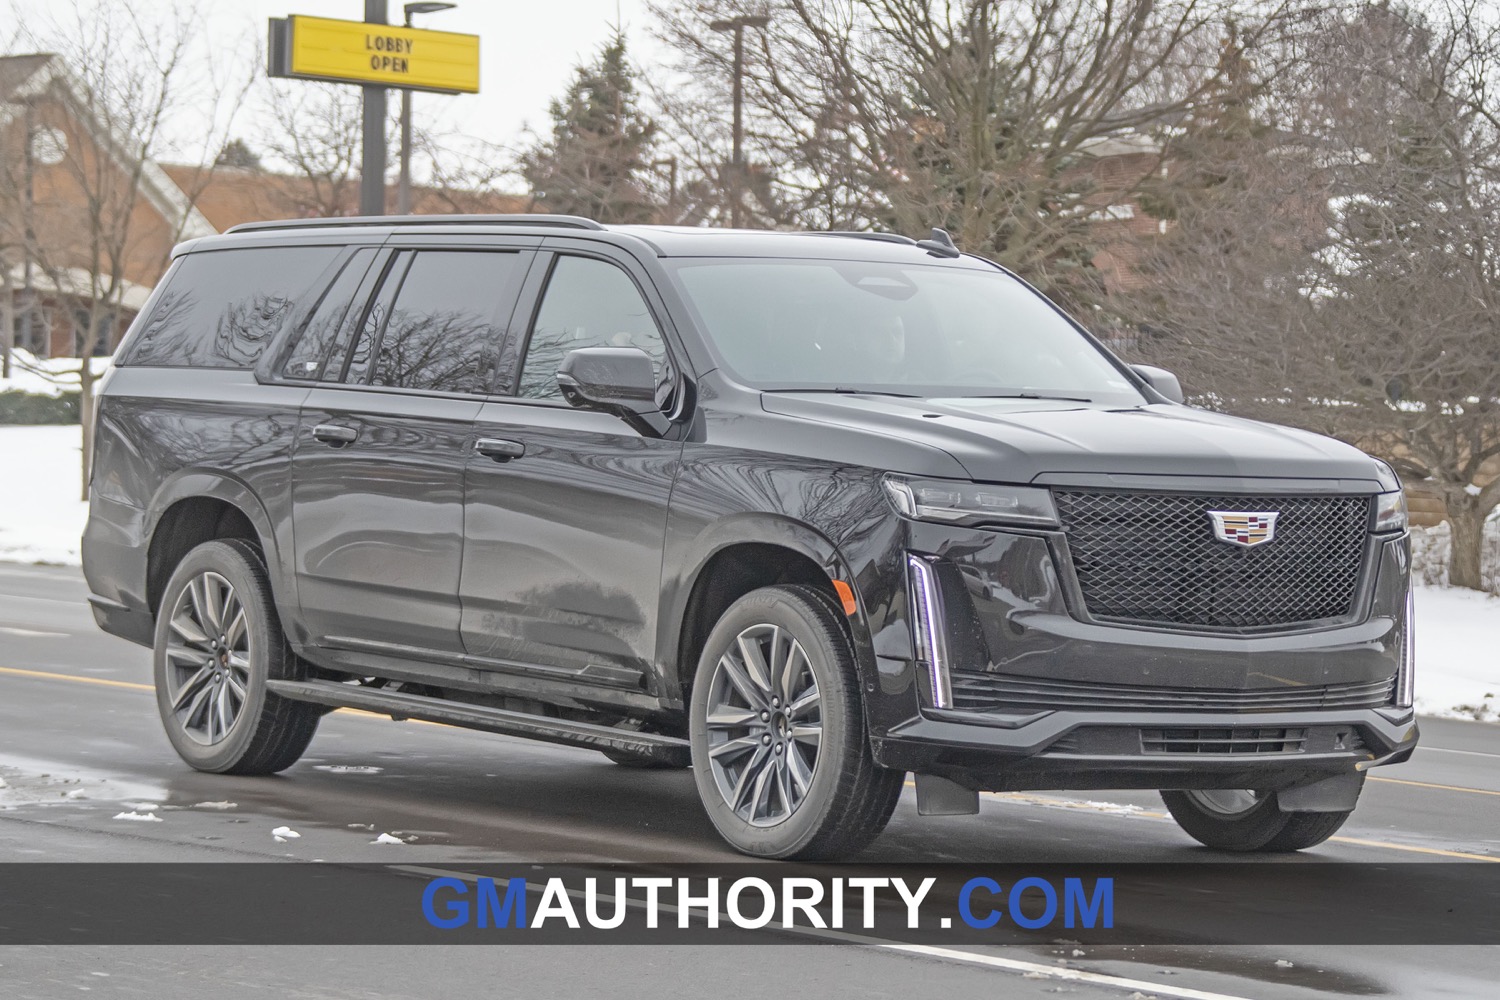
[831,579,858,616]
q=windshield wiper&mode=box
[763,387,924,398]
[963,392,1094,403]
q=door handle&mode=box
[311,423,358,446]
[475,437,526,462]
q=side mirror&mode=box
[556,347,670,436]
[1130,364,1185,404]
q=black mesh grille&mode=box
[1141,727,1305,754]
[1052,490,1370,631]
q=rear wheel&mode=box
[688,584,903,859]
[1160,788,1352,852]
[153,539,320,775]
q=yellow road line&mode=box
[0,665,441,726]
[1328,836,1499,862]
[0,664,153,691]
[1369,775,1500,797]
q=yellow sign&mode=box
[283,15,479,94]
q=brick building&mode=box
[1,52,528,362]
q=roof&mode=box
[189,216,1000,267]
[0,53,54,101]
[3,263,154,312]
[0,53,215,240]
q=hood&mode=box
[759,394,1388,489]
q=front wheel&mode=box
[688,584,903,860]
[1160,788,1352,852]
[153,539,320,775]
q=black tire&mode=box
[152,539,320,775]
[601,748,687,770]
[688,584,903,860]
[1160,788,1352,852]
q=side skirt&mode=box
[267,678,691,766]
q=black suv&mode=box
[82,215,1417,859]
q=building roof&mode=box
[0,52,215,240]
[160,163,533,233]
[0,53,54,101]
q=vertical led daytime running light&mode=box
[907,554,953,709]
[1396,586,1416,709]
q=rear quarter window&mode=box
[120,246,342,368]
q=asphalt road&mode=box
[1,560,1498,998]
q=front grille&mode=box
[950,674,1395,714]
[1141,727,1305,754]
[1052,490,1370,631]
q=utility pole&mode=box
[396,3,457,215]
[360,0,389,216]
[710,14,769,228]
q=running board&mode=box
[266,679,691,766]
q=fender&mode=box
[657,512,881,710]
[145,468,300,632]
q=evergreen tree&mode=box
[522,33,660,224]
[215,138,262,171]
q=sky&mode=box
[8,0,673,177]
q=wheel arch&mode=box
[661,515,876,711]
[144,472,285,620]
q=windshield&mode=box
[668,258,1145,405]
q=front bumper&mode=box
[855,513,1417,792]
[872,704,1418,791]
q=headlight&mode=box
[1373,490,1407,533]
[883,475,1058,528]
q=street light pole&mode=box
[397,3,457,215]
[360,0,389,216]
[710,14,769,228]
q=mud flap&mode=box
[915,774,980,815]
[1277,772,1366,813]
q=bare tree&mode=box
[1120,1,1500,590]
[651,0,1309,308]
[259,80,517,217]
[0,1,251,499]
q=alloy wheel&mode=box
[704,623,822,827]
[163,571,252,746]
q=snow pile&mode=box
[371,832,406,845]
[0,348,110,396]
[0,425,88,563]
[111,811,161,822]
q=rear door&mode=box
[290,243,534,656]
[459,245,687,694]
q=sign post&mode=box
[267,7,481,216]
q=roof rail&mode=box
[811,231,919,246]
[224,214,607,235]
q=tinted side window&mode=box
[280,248,378,380]
[517,256,666,400]
[122,246,340,368]
[369,251,521,394]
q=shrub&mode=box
[0,390,81,425]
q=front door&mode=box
[459,251,684,690]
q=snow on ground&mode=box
[1412,585,1500,722]
[0,425,89,564]
[0,423,1494,720]
[0,349,111,396]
